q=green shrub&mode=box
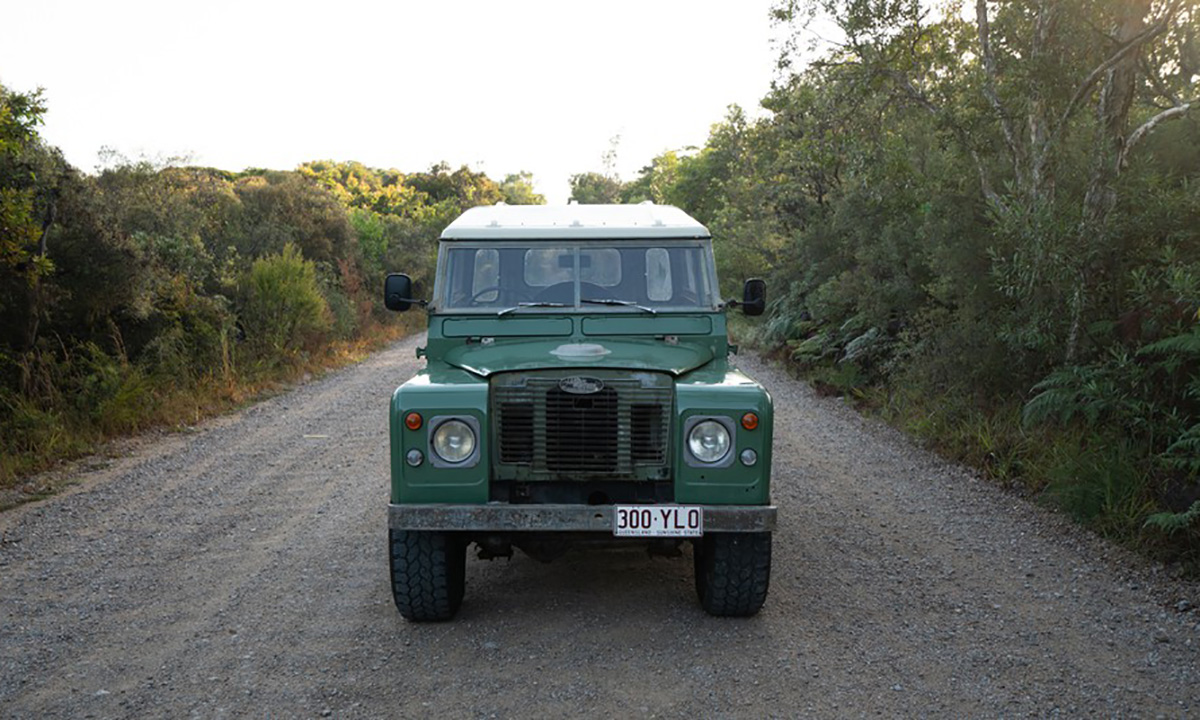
[239,243,330,364]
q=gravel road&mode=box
[2,333,1198,718]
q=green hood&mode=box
[442,338,714,377]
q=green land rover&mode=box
[384,203,776,621]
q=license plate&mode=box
[612,505,703,537]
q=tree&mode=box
[773,0,1200,361]
[403,162,502,211]
[0,85,50,283]
[498,172,545,205]
[232,171,354,263]
[297,160,423,216]
[620,152,681,205]
[240,243,330,359]
[568,172,623,204]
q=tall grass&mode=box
[0,316,418,504]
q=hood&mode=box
[442,337,714,377]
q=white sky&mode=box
[1,0,786,204]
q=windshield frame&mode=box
[431,239,721,314]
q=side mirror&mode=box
[384,273,415,312]
[741,278,766,316]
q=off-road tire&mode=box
[693,531,771,617]
[389,529,466,622]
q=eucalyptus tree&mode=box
[772,0,1200,361]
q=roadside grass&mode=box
[0,316,421,509]
[745,334,1200,574]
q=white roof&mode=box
[440,203,711,240]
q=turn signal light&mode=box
[741,412,759,430]
[405,412,423,431]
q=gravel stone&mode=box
[0,335,1197,717]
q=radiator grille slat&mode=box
[492,371,672,480]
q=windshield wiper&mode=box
[497,301,569,316]
[581,298,657,314]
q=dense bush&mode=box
[240,244,330,362]
[0,90,535,491]
[578,1,1200,566]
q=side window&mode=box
[471,248,500,302]
[646,248,673,302]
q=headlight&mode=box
[432,419,476,463]
[688,420,731,464]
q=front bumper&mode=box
[388,503,777,533]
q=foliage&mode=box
[240,243,330,361]
[568,172,623,204]
[1145,501,1200,535]
[0,83,526,491]
[560,1,1200,565]
[498,172,546,205]
[0,86,54,289]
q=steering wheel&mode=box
[469,286,503,304]
[469,286,532,305]
[533,281,615,303]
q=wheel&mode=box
[389,529,466,621]
[693,532,771,617]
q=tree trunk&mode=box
[1067,0,1153,362]
[1026,1,1058,207]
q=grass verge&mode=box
[0,316,420,510]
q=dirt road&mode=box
[2,334,1197,717]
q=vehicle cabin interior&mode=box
[440,243,716,311]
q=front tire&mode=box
[389,529,466,621]
[693,532,771,617]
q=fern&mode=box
[1161,423,1200,474]
[1022,365,1120,427]
[1144,500,1200,535]
[1139,329,1200,357]
[843,327,883,363]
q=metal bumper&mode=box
[388,503,777,533]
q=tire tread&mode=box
[389,529,465,622]
[694,532,771,617]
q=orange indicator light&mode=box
[741,412,759,430]
[405,412,423,431]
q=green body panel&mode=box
[442,317,573,338]
[389,308,772,509]
[441,336,714,378]
[673,360,773,504]
[580,316,712,336]
[423,314,729,367]
[390,365,490,504]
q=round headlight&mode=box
[432,419,476,463]
[688,420,731,464]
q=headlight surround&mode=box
[687,419,732,464]
[431,418,476,464]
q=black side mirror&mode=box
[741,278,766,316]
[384,273,415,312]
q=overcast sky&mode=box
[1,0,787,204]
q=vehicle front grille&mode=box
[491,370,673,480]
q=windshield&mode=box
[435,241,719,312]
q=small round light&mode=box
[740,448,758,466]
[405,412,422,431]
[741,412,759,430]
[405,449,424,467]
[432,419,476,463]
[688,420,731,464]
